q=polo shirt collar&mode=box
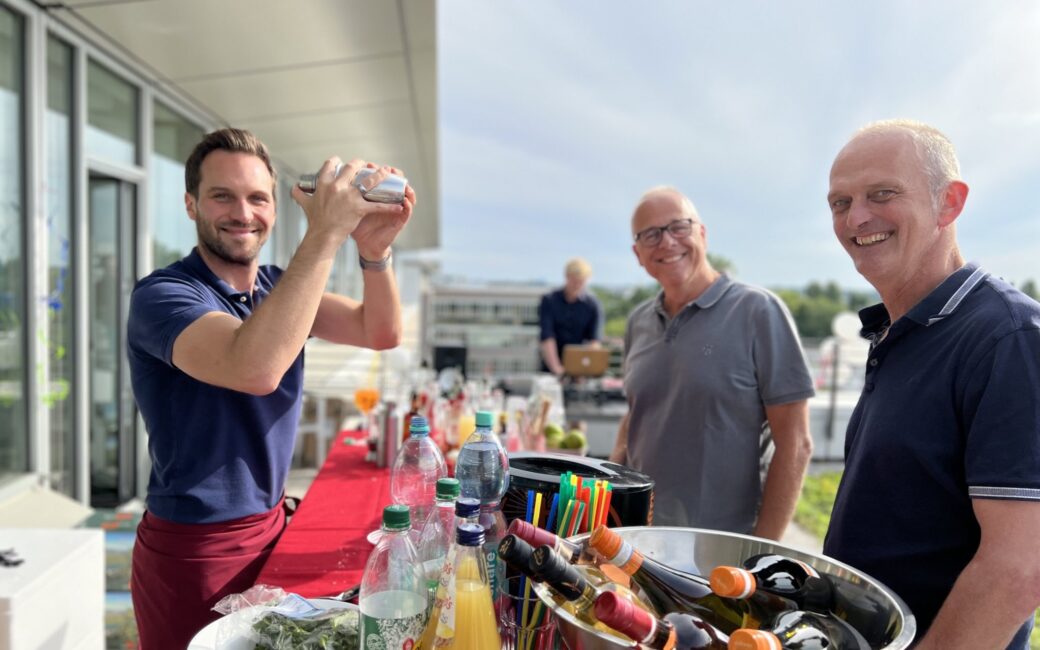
[183,247,256,301]
[858,262,988,338]
[653,273,733,318]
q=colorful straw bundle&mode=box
[513,490,550,650]
[508,474,615,649]
[553,472,613,537]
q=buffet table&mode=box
[255,430,388,597]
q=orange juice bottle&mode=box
[418,523,499,649]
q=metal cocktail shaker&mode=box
[298,164,408,204]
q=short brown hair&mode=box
[184,127,276,198]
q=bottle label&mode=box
[357,590,422,648]
[484,546,499,598]
[610,539,643,575]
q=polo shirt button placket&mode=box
[864,355,879,392]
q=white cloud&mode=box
[438,1,1040,288]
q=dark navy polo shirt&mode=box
[127,248,304,524]
[538,288,604,371]
[823,263,1040,648]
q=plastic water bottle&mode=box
[390,416,447,534]
[359,505,428,650]
[455,410,510,607]
[417,477,461,602]
[455,410,510,503]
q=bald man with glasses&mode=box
[609,187,815,538]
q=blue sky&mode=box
[437,2,1040,291]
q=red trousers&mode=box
[130,501,286,650]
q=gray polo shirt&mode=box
[623,274,814,532]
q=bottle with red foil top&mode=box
[728,609,870,650]
[594,590,729,649]
[507,519,588,563]
[587,525,744,633]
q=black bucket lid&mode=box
[507,452,654,490]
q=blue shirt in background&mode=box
[538,288,604,372]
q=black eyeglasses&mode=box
[633,219,694,248]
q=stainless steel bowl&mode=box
[532,526,916,650]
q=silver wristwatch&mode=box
[358,250,392,272]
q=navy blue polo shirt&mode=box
[538,288,604,371]
[823,263,1040,648]
[127,248,304,524]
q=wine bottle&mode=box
[529,544,635,641]
[588,525,744,633]
[507,519,587,563]
[729,610,870,650]
[713,554,832,614]
[498,534,538,578]
[719,555,889,645]
[708,566,801,628]
[594,590,729,650]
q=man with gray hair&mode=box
[823,119,1040,648]
[609,187,814,538]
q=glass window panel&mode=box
[86,59,137,165]
[0,5,27,477]
[44,35,75,496]
[150,102,202,267]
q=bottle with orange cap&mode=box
[594,590,729,650]
[713,555,889,645]
[728,609,870,650]
[587,525,745,633]
[708,566,804,629]
[713,554,833,613]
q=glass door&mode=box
[88,175,137,507]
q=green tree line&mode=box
[594,266,1039,340]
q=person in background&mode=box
[823,119,1040,649]
[537,257,605,376]
[609,187,814,538]
[127,128,416,649]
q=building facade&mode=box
[0,0,438,517]
[422,281,546,378]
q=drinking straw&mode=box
[545,493,559,536]
[518,490,535,629]
[588,480,601,533]
[569,501,585,537]
[600,484,614,528]
[589,480,601,532]
[522,492,543,627]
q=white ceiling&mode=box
[50,0,439,251]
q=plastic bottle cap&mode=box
[456,522,486,546]
[382,504,411,530]
[729,629,782,650]
[588,525,622,560]
[709,566,756,598]
[475,410,494,428]
[455,497,480,518]
[409,415,430,436]
[436,477,461,499]
[593,591,654,642]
